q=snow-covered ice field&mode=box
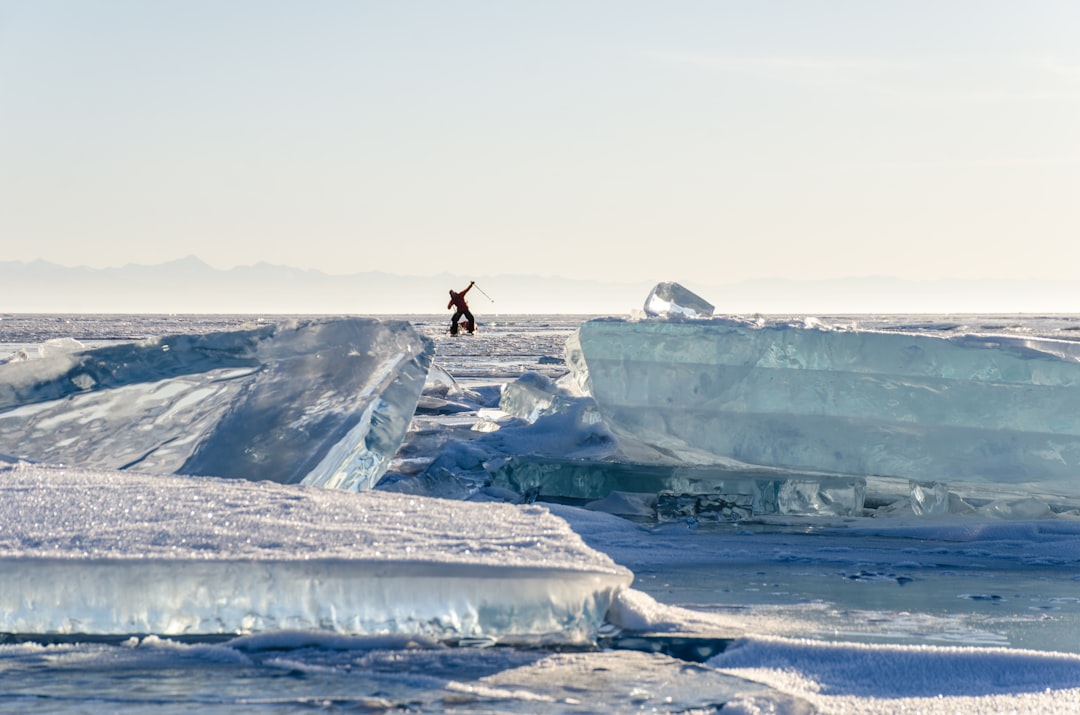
[2,312,1080,714]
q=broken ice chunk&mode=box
[977,497,1054,520]
[656,491,753,522]
[499,371,578,423]
[773,478,866,517]
[911,481,951,516]
[643,282,715,319]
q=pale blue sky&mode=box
[2,1,1078,289]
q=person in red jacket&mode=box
[447,281,476,335]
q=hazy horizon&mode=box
[4,256,1080,316]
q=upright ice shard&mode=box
[0,318,434,490]
[571,317,1080,501]
[643,282,715,319]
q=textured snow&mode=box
[712,636,1080,714]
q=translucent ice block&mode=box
[0,318,434,491]
[572,317,1080,499]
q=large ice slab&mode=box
[570,316,1080,500]
[0,318,433,491]
[0,464,631,641]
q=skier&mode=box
[447,281,476,335]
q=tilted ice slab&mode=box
[571,316,1080,498]
[0,464,631,641]
[0,318,433,491]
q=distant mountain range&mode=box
[0,257,652,315]
[2,257,1078,315]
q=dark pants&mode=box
[450,309,475,334]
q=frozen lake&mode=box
[2,312,1080,713]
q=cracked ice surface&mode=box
[0,318,433,491]
[572,316,1080,500]
[0,464,631,640]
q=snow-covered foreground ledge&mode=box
[0,464,631,642]
[710,635,1080,714]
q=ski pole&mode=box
[473,283,494,302]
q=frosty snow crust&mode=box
[0,463,625,573]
